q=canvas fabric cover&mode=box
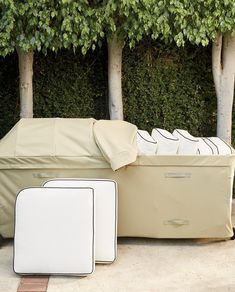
[0,118,137,171]
[0,118,235,239]
[93,120,137,170]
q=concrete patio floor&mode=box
[1,218,235,292]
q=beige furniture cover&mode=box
[0,118,234,239]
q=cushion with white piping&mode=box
[172,129,199,155]
[151,128,179,155]
[14,187,95,276]
[137,130,157,155]
[44,179,117,264]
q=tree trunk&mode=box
[212,33,235,144]
[107,35,124,120]
[17,49,34,118]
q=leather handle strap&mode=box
[17,276,49,292]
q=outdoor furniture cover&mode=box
[14,187,95,276]
[43,179,117,263]
[0,118,235,239]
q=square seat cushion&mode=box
[14,187,95,276]
[44,179,117,263]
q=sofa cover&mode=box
[0,118,234,239]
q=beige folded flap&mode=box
[94,120,138,171]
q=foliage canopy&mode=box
[0,0,15,56]
[0,0,102,55]
[1,0,235,54]
[156,0,235,46]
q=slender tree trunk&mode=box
[17,49,34,118]
[212,33,235,144]
[107,35,123,120]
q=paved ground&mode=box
[1,221,235,292]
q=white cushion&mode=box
[14,187,95,276]
[203,137,232,155]
[137,130,157,155]
[172,129,199,155]
[44,179,117,263]
[151,128,179,155]
[197,138,214,155]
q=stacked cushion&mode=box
[151,128,179,155]
[137,127,233,156]
[137,130,157,155]
[202,137,232,155]
[44,179,117,264]
[172,129,199,155]
[14,187,95,276]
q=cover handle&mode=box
[164,172,191,178]
[33,173,58,178]
[164,219,189,225]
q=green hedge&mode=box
[123,42,216,137]
[0,41,218,140]
[33,49,108,120]
[0,53,19,137]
